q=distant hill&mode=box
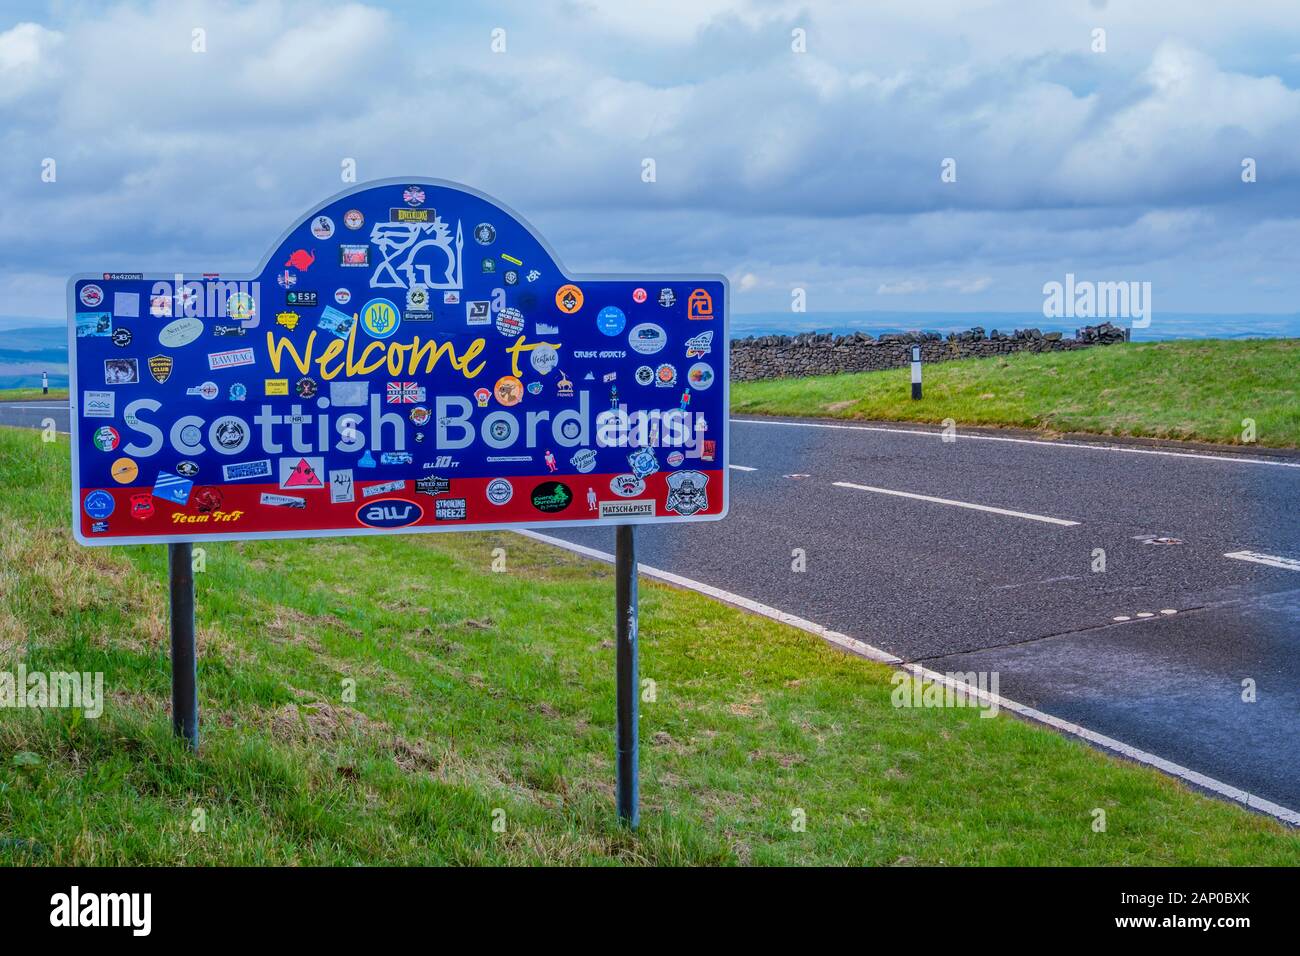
[0,325,68,389]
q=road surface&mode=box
[546,417,1300,814]
[0,399,68,432]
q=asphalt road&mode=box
[543,417,1300,813]
[0,399,68,431]
[5,399,1298,813]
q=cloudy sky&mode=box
[2,0,1298,321]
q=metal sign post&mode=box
[614,524,639,826]
[167,542,198,749]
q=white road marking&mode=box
[518,528,1300,828]
[1113,609,1178,624]
[733,417,1300,470]
[833,481,1080,527]
[1224,550,1300,572]
[728,464,757,472]
[515,529,897,664]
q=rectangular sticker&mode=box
[362,479,406,498]
[208,348,255,370]
[600,500,655,518]
[329,469,355,504]
[113,292,140,317]
[77,312,113,337]
[82,391,115,418]
[222,459,272,481]
[260,493,306,508]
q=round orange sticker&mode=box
[110,457,139,484]
[494,375,523,407]
[555,284,584,314]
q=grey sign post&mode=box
[614,525,639,826]
[167,543,198,750]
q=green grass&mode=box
[0,387,68,402]
[731,339,1300,448]
[0,425,1296,865]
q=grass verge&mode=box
[730,339,1300,448]
[0,425,1296,864]
[0,387,69,402]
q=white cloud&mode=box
[567,0,800,44]
[235,4,390,99]
[0,22,63,104]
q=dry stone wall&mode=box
[731,322,1129,381]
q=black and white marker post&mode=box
[168,542,199,750]
[42,371,48,396]
[614,524,640,827]
[910,345,922,400]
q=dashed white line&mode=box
[733,417,1300,470]
[728,464,757,472]
[517,528,1300,828]
[1224,550,1300,572]
[833,481,1080,527]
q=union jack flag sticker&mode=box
[386,382,425,404]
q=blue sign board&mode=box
[68,179,728,544]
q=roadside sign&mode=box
[67,179,729,545]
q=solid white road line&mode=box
[728,464,757,472]
[733,417,1300,470]
[517,528,1300,828]
[516,529,898,664]
[1224,550,1300,572]
[833,480,1080,527]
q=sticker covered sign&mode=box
[67,178,729,545]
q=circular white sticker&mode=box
[496,307,525,337]
[687,362,714,391]
[486,478,513,505]
[628,323,667,355]
[530,344,559,375]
